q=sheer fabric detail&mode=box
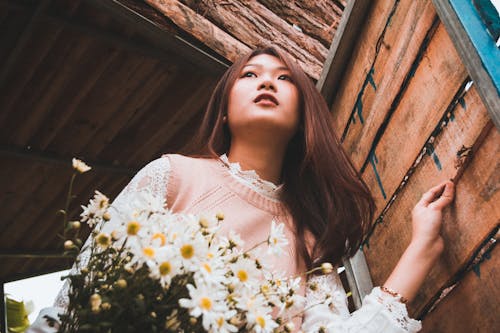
[219,154,283,202]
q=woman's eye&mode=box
[278,74,293,82]
[242,71,256,78]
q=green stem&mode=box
[63,173,77,240]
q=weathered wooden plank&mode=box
[257,0,343,48]
[2,166,93,248]
[12,33,96,146]
[363,88,498,315]
[179,0,325,78]
[362,85,491,270]
[48,54,159,155]
[341,1,438,171]
[0,2,81,128]
[420,242,499,332]
[126,76,216,163]
[143,0,251,67]
[361,23,468,215]
[81,60,178,157]
[329,0,399,134]
[34,44,122,150]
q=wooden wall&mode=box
[329,0,499,331]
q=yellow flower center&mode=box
[127,221,140,235]
[159,262,171,276]
[237,270,248,282]
[256,316,266,328]
[207,252,214,259]
[199,297,212,310]
[143,247,155,258]
[96,233,111,247]
[180,244,194,259]
[202,262,212,273]
[217,317,224,327]
[152,233,166,246]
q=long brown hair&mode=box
[184,47,375,269]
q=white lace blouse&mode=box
[28,155,422,333]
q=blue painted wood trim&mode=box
[449,0,500,95]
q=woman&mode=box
[29,47,454,332]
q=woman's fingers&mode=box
[419,181,455,209]
[430,181,455,209]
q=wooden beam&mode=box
[316,0,372,105]
[1,266,71,284]
[0,144,137,176]
[432,0,500,129]
[143,0,250,65]
[0,250,72,259]
[0,0,52,93]
[90,0,230,74]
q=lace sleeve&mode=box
[302,271,422,333]
[52,157,171,309]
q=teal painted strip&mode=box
[449,0,500,95]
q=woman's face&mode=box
[227,54,300,144]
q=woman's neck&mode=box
[227,140,285,185]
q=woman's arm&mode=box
[302,180,455,332]
[382,180,455,303]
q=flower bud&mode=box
[115,279,127,289]
[70,221,81,230]
[103,212,111,221]
[321,263,334,274]
[72,158,91,173]
[199,217,209,228]
[89,294,102,312]
[64,240,74,250]
[216,212,225,221]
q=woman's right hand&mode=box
[410,180,455,257]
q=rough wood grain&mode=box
[50,54,158,154]
[363,87,498,316]
[341,1,437,171]
[175,0,324,78]
[329,0,398,134]
[361,23,468,217]
[144,0,251,67]
[420,243,499,332]
[257,0,343,48]
[0,2,81,129]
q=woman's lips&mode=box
[254,93,279,106]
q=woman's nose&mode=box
[258,78,276,91]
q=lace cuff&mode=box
[303,272,422,333]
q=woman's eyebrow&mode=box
[243,63,290,71]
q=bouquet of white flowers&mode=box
[53,159,328,333]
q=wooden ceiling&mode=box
[0,0,344,282]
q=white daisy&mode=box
[267,220,289,255]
